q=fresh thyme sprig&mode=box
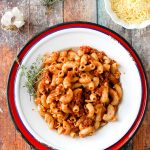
[16,56,44,97]
[41,0,62,6]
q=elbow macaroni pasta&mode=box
[34,46,123,138]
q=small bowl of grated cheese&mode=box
[104,0,150,29]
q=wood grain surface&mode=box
[0,0,149,150]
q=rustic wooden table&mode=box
[0,0,149,150]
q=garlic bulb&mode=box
[1,7,25,30]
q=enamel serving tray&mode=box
[7,22,148,150]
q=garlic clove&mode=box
[1,7,25,30]
[13,20,25,28]
[12,7,22,16]
[12,7,24,21]
[1,11,14,26]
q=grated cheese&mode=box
[111,0,150,24]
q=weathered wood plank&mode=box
[133,101,150,150]
[0,1,31,149]
[0,45,23,150]
[46,1,63,26]
[0,41,32,149]
[29,0,63,37]
[64,0,97,23]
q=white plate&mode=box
[7,22,148,150]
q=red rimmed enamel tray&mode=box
[7,22,148,150]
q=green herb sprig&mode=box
[16,56,44,97]
[41,0,62,6]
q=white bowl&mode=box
[7,22,148,150]
[104,0,150,29]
